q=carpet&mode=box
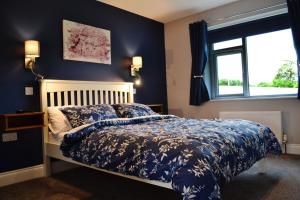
[0,154,299,200]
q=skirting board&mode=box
[286,144,300,155]
[0,165,43,187]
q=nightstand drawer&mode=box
[0,112,44,132]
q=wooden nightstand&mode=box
[147,104,164,114]
[0,112,44,132]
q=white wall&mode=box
[164,0,300,147]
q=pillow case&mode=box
[60,104,118,128]
[47,107,72,134]
[112,103,157,118]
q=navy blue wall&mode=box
[0,0,167,172]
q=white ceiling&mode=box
[98,0,239,23]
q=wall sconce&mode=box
[25,40,39,69]
[131,56,142,76]
[24,40,44,79]
[131,56,142,86]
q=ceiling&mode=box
[98,0,239,23]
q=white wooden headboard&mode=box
[40,79,134,108]
[39,79,134,142]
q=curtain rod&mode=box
[215,2,287,21]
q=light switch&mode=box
[133,88,137,94]
[25,87,34,95]
[2,132,18,142]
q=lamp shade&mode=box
[132,56,142,68]
[25,40,40,58]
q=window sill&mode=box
[210,95,297,102]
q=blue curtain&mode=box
[287,0,300,99]
[189,20,210,105]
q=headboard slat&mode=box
[105,91,109,104]
[63,92,67,106]
[89,90,93,105]
[83,91,87,106]
[95,91,99,104]
[120,92,124,104]
[77,91,81,106]
[50,93,55,107]
[70,91,75,105]
[57,92,62,106]
[124,92,128,103]
[100,91,104,104]
[114,91,118,104]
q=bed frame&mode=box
[40,79,172,189]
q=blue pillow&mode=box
[60,104,118,128]
[112,103,157,118]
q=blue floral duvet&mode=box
[60,115,281,200]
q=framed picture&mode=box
[63,20,111,64]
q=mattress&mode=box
[48,131,66,144]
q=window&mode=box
[215,49,244,96]
[209,14,298,99]
[247,29,298,96]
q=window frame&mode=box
[211,38,250,98]
[208,14,297,99]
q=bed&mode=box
[40,79,281,200]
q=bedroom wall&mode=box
[165,0,300,152]
[0,0,167,173]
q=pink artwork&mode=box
[63,20,111,64]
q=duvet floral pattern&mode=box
[60,115,281,200]
[60,104,117,128]
[112,103,157,118]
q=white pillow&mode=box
[47,107,72,134]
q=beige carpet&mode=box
[0,154,299,200]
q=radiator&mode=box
[219,111,283,143]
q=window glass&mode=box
[217,53,244,95]
[213,38,242,50]
[247,29,298,96]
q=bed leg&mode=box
[43,156,51,177]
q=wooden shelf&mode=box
[0,112,44,132]
[147,104,164,114]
